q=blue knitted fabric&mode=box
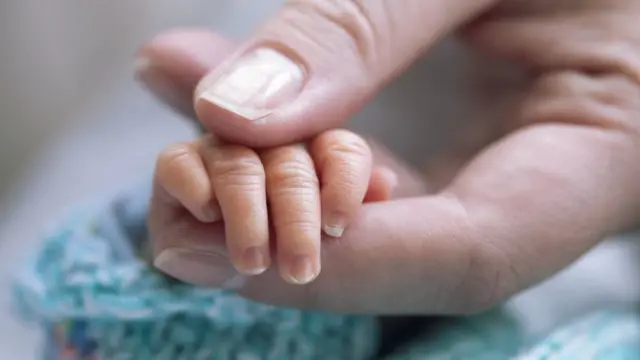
[12,179,640,359]
[12,182,379,360]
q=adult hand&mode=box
[139,0,640,314]
[137,0,498,148]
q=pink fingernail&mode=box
[196,48,305,121]
[239,246,270,275]
[323,214,347,238]
[283,255,318,285]
[200,203,222,223]
[323,224,345,238]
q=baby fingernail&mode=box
[240,246,270,275]
[200,203,222,223]
[285,255,318,285]
[323,225,345,238]
[197,48,304,121]
[154,248,237,286]
[323,215,347,238]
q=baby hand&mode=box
[153,130,395,285]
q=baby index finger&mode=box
[202,142,271,276]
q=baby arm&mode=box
[153,130,395,285]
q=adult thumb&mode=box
[194,0,498,147]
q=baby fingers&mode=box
[261,145,322,285]
[200,137,271,276]
[310,130,373,238]
[155,141,220,223]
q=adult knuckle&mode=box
[283,0,379,67]
[588,13,640,84]
[526,8,640,82]
[592,75,640,135]
[525,70,640,134]
[519,8,640,134]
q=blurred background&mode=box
[0,0,278,194]
[0,1,638,358]
[0,1,284,357]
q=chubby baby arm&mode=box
[153,129,395,285]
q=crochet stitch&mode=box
[13,183,379,360]
[12,179,640,359]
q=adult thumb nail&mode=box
[196,47,305,122]
[193,0,497,148]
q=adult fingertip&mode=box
[193,0,377,147]
[136,28,234,74]
[193,0,498,147]
[194,46,309,147]
[134,29,236,118]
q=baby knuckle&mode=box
[325,131,371,159]
[280,217,319,233]
[212,153,265,188]
[207,144,257,162]
[268,159,319,190]
[328,181,362,203]
[156,143,195,178]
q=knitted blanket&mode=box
[13,180,640,359]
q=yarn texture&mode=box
[13,183,379,360]
[12,179,640,359]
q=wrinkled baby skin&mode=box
[152,130,395,285]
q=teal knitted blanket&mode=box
[12,181,640,359]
